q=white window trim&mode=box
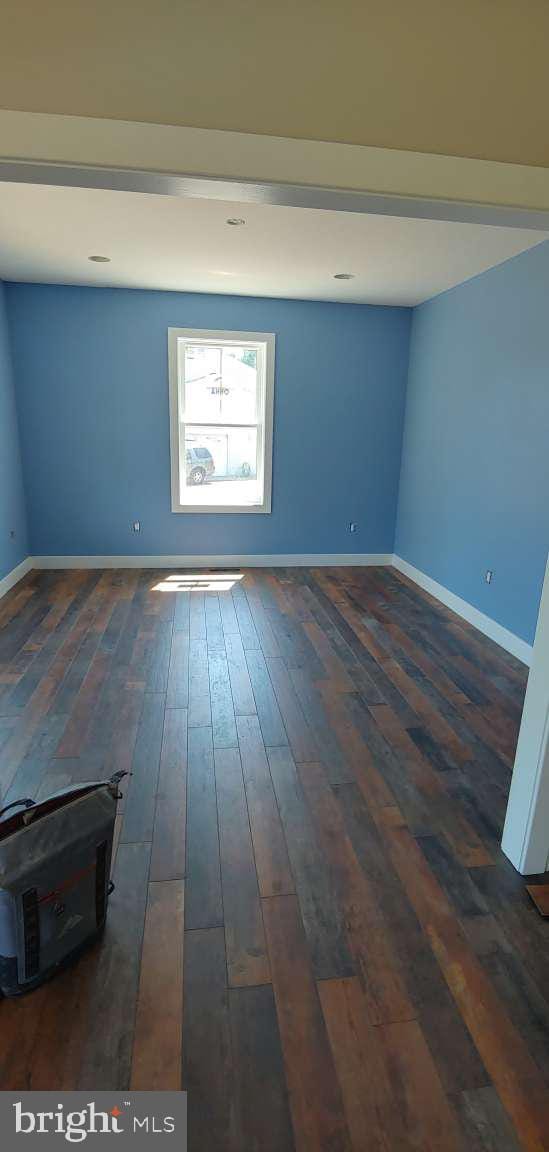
[168,327,275,514]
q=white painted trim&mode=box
[167,328,275,515]
[30,553,393,569]
[502,553,549,874]
[392,555,532,666]
[0,556,33,601]
[1,111,549,228]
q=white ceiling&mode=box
[0,181,546,307]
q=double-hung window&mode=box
[168,328,275,513]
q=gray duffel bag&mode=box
[0,774,124,997]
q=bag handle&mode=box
[0,771,129,827]
[0,798,35,821]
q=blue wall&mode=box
[396,240,549,645]
[0,282,28,581]
[7,285,411,558]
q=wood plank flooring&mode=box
[1,565,548,1150]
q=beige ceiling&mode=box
[0,1,548,167]
[0,182,546,306]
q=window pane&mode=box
[181,425,261,506]
[183,342,258,424]
[183,343,222,422]
[220,346,257,423]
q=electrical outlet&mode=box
[132,521,141,534]
[349,522,358,533]
[485,569,493,584]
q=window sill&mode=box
[172,503,271,515]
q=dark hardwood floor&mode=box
[1,564,548,1150]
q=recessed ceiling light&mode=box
[333,272,355,280]
[88,255,111,262]
[226,217,246,227]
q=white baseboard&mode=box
[392,554,532,666]
[31,552,393,570]
[0,556,33,602]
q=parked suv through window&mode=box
[186,446,215,485]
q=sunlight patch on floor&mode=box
[152,572,244,592]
